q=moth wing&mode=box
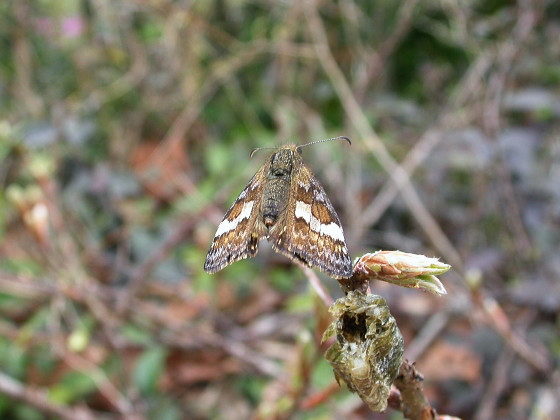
[204,166,267,274]
[269,164,352,279]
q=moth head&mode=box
[249,136,351,159]
[250,136,351,179]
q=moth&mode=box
[204,137,353,279]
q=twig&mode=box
[122,217,196,304]
[474,347,515,420]
[159,40,313,153]
[13,2,43,117]
[51,340,138,416]
[357,109,474,254]
[353,0,422,101]
[474,290,550,372]
[404,312,451,362]
[304,2,463,270]
[481,0,543,256]
[0,371,101,420]
[394,360,437,420]
[302,266,334,306]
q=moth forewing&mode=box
[203,166,267,274]
[269,163,352,279]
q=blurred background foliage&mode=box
[0,0,559,419]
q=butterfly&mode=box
[204,137,352,279]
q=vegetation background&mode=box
[1,0,559,419]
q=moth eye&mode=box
[296,148,303,155]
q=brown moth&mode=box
[204,137,352,279]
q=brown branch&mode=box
[122,217,196,305]
[353,0,422,101]
[404,312,451,362]
[0,371,101,420]
[473,289,550,372]
[336,273,369,294]
[304,2,463,270]
[393,360,437,420]
[480,0,543,257]
[474,347,515,420]
[13,2,43,117]
[301,266,334,306]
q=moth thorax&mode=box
[269,149,294,177]
[260,149,295,228]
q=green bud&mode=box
[353,251,450,295]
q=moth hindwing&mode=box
[204,143,352,279]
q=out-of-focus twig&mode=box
[159,40,316,153]
[481,0,544,256]
[473,347,515,420]
[473,289,550,372]
[121,216,197,307]
[51,340,138,416]
[357,109,474,253]
[352,0,422,101]
[301,266,334,306]
[304,2,463,270]
[404,312,450,362]
[0,371,100,420]
[13,2,43,117]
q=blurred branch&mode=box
[474,347,515,420]
[353,0,422,102]
[348,43,493,248]
[0,371,101,420]
[357,109,474,255]
[82,24,148,112]
[482,0,543,138]
[304,2,463,270]
[301,266,334,306]
[0,273,281,378]
[13,3,43,117]
[160,40,315,151]
[122,216,197,306]
[7,267,141,415]
[482,0,544,256]
[52,344,139,417]
[472,288,550,372]
[404,311,451,362]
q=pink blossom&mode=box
[62,17,83,38]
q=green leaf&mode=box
[0,340,26,378]
[13,405,43,420]
[119,325,154,346]
[49,371,97,404]
[149,397,183,420]
[133,346,167,394]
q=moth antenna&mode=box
[297,136,351,150]
[250,147,278,158]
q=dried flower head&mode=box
[323,291,404,412]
